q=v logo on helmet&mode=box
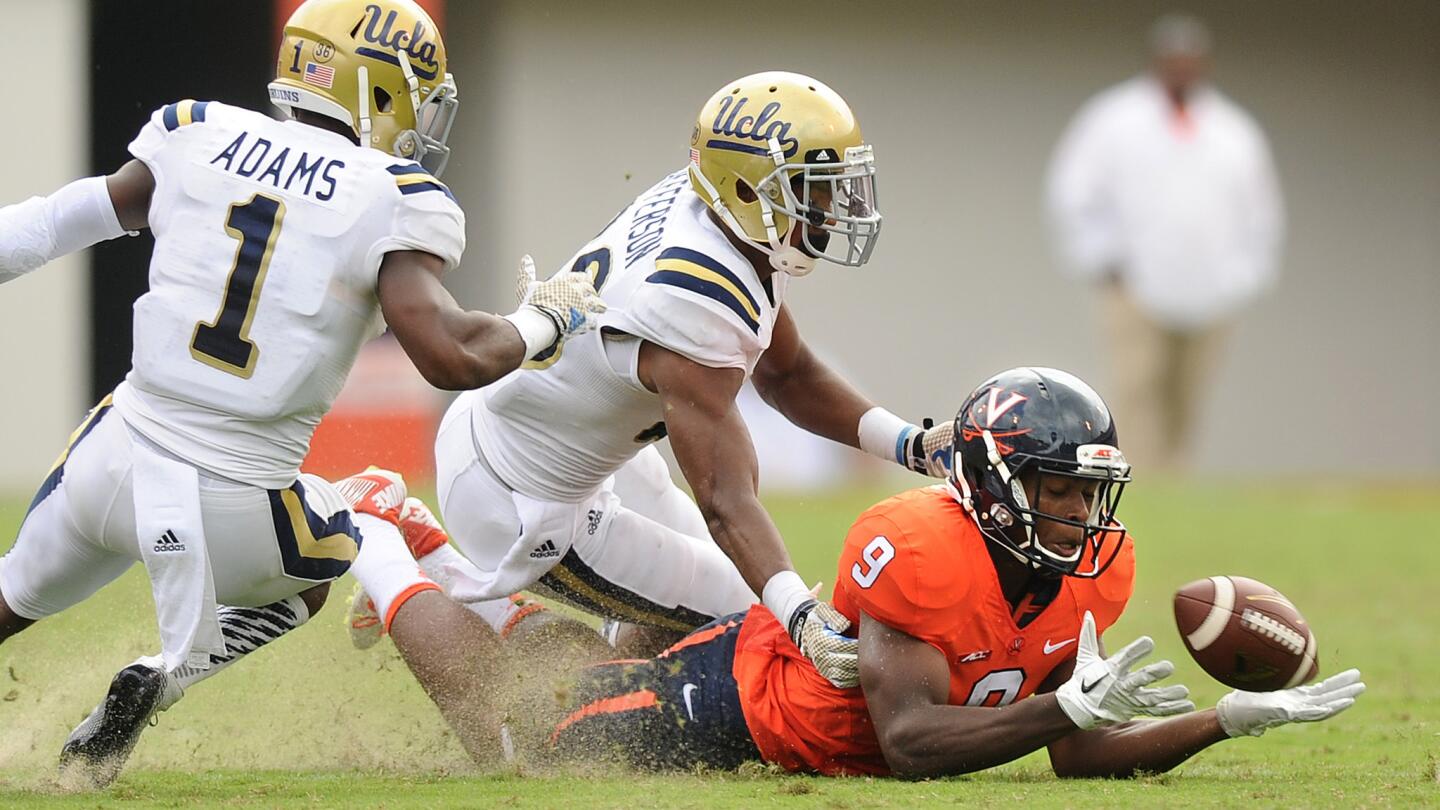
[710,96,799,157]
[981,388,1028,429]
[357,4,440,80]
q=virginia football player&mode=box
[0,0,601,786]
[349,367,1365,776]
[344,71,951,687]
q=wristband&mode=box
[502,306,560,359]
[762,570,813,636]
[858,406,920,467]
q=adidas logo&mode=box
[153,529,186,553]
[528,540,561,560]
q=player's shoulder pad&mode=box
[620,245,762,369]
[131,100,227,165]
[646,246,764,336]
[365,161,465,272]
[837,488,974,630]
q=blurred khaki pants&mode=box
[1103,285,1230,473]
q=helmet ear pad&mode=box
[734,179,758,204]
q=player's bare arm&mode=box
[380,252,605,391]
[638,339,857,685]
[1036,646,1228,778]
[105,159,156,231]
[751,304,872,447]
[862,608,1193,778]
[639,341,788,595]
[860,612,1078,776]
[753,305,951,477]
[378,251,528,389]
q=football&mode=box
[1173,575,1319,691]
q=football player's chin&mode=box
[801,230,831,257]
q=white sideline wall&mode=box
[0,0,87,491]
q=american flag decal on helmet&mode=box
[303,63,336,89]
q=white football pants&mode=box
[0,398,360,621]
[434,393,755,632]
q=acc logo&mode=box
[358,4,441,80]
[312,39,336,63]
[710,96,799,157]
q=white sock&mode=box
[414,543,470,592]
[468,596,527,635]
[352,513,440,631]
[416,543,526,633]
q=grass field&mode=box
[0,479,1437,808]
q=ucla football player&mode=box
[0,0,601,786]
[344,72,951,688]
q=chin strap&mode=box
[689,140,816,278]
[356,65,373,146]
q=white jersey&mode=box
[472,169,787,501]
[112,100,464,488]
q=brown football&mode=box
[1173,575,1319,691]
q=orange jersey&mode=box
[734,486,1135,775]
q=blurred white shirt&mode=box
[1046,76,1284,329]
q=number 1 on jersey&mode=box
[190,194,286,379]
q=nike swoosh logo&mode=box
[681,683,698,721]
[1081,674,1105,694]
[1044,638,1076,655]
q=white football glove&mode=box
[513,254,606,347]
[903,420,953,478]
[790,600,860,690]
[1054,611,1195,729]
[1215,668,1365,737]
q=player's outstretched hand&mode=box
[904,420,953,478]
[792,601,859,689]
[1054,611,1194,729]
[1216,668,1365,737]
[514,254,607,346]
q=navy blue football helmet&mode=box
[947,367,1131,578]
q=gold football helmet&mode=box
[688,72,881,276]
[268,0,459,176]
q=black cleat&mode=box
[58,664,167,789]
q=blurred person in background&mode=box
[1045,14,1284,472]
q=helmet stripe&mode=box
[354,46,438,81]
[705,139,771,157]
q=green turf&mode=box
[0,479,1437,808]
